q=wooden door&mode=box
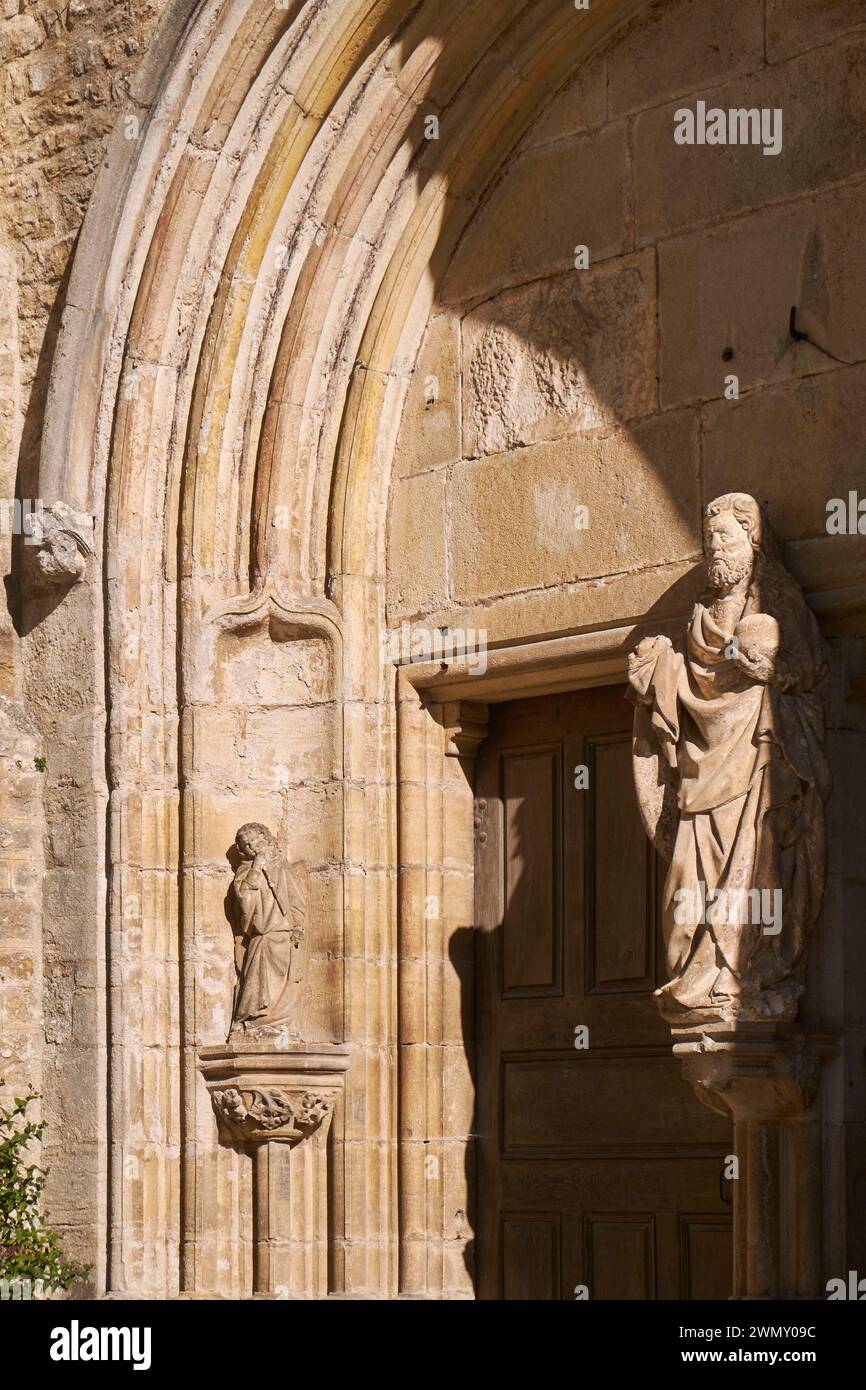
[474,687,733,1300]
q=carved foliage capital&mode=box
[210,1085,334,1145]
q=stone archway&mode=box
[32,0,661,1298]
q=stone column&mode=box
[198,1044,349,1298]
[673,1023,838,1299]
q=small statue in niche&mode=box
[627,493,831,1025]
[228,822,309,1041]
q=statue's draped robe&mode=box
[231,856,308,1032]
[629,574,830,1019]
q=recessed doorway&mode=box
[473,687,733,1300]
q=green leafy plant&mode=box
[0,1086,90,1293]
[34,757,46,773]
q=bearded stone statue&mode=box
[228,823,309,1041]
[627,494,831,1025]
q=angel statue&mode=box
[627,493,831,1025]
[228,822,310,1040]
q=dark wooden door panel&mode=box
[475,687,733,1301]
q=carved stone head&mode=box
[235,822,277,861]
[30,502,95,590]
[703,492,765,594]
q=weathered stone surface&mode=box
[395,313,461,477]
[449,410,701,603]
[0,244,19,699]
[702,364,866,540]
[635,36,866,242]
[387,469,448,618]
[442,121,629,305]
[519,52,607,148]
[659,182,866,406]
[609,0,764,117]
[767,0,866,62]
[462,252,656,457]
[373,560,704,653]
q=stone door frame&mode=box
[395,617,671,1296]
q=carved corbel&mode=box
[435,700,490,758]
[672,1023,834,1125]
[29,501,95,589]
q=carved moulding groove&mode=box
[207,579,343,649]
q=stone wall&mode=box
[0,0,166,430]
[389,0,866,640]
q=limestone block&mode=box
[767,0,866,62]
[340,861,369,950]
[442,122,629,305]
[343,779,384,865]
[214,630,333,708]
[635,37,866,243]
[441,878,474,955]
[300,954,343,1041]
[449,410,702,602]
[0,978,36,1026]
[386,470,448,620]
[277,781,341,863]
[41,867,99,950]
[395,313,460,478]
[439,1136,472,1220]
[442,1045,475,1139]
[609,0,764,117]
[37,1130,100,1222]
[192,868,237,946]
[119,789,180,870]
[442,782,475,869]
[786,535,866,611]
[462,252,656,457]
[244,705,340,784]
[36,711,104,787]
[184,706,242,784]
[442,1240,474,1297]
[702,364,866,541]
[0,892,45,942]
[660,181,866,407]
